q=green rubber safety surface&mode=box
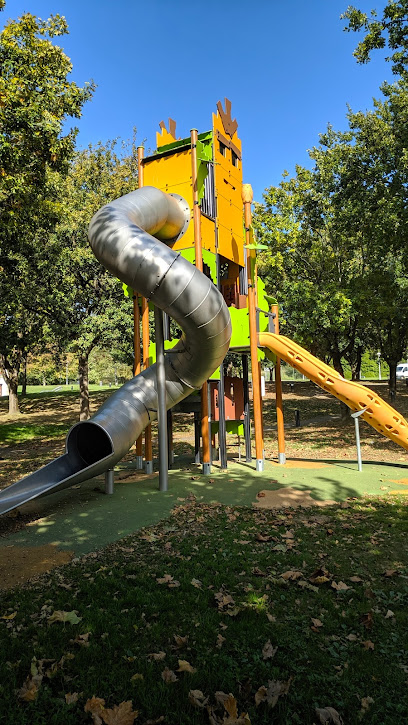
[1,457,407,557]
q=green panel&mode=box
[211,421,245,436]
[179,248,217,284]
[157,130,212,154]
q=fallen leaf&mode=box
[177,659,196,673]
[18,673,43,702]
[311,618,323,628]
[48,610,81,625]
[383,569,398,577]
[70,632,91,647]
[360,612,373,629]
[1,611,17,620]
[216,633,226,648]
[265,677,293,707]
[349,576,363,583]
[191,578,202,588]
[346,633,358,641]
[360,696,374,716]
[385,609,395,619]
[130,673,144,682]
[189,689,208,708]
[102,700,138,725]
[281,570,303,581]
[331,581,350,592]
[84,696,105,725]
[255,685,267,706]
[65,692,79,704]
[262,640,278,660]
[316,706,344,724]
[147,652,166,661]
[309,568,331,585]
[362,640,375,650]
[173,634,188,648]
[161,667,178,683]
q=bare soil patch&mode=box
[0,544,74,590]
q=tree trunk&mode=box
[388,361,397,398]
[331,349,350,423]
[78,353,90,420]
[21,352,28,396]
[1,354,21,417]
[351,345,362,381]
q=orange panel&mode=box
[212,111,245,266]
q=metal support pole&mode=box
[242,354,252,462]
[243,184,264,471]
[155,306,168,491]
[105,469,114,495]
[218,373,227,469]
[133,293,143,470]
[271,304,286,465]
[194,411,201,464]
[351,407,367,472]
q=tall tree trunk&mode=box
[1,354,21,416]
[351,345,362,381]
[78,353,90,420]
[21,352,28,396]
[332,348,350,422]
[388,361,397,398]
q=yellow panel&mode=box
[143,149,194,250]
[212,110,245,266]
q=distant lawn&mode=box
[1,496,407,724]
[0,423,69,444]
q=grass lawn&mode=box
[1,496,408,724]
[1,383,408,723]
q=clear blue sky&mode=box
[1,0,394,202]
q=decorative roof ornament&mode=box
[216,98,238,138]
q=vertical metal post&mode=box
[191,128,211,475]
[351,407,366,472]
[243,184,264,471]
[218,374,227,469]
[194,411,201,464]
[242,354,252,462]
[105,469,114,495]
[133,293,143,469]
[271,304,286,464]
[355,417,362,472]
[155,306,168,491]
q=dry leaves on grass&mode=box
[209,692,251,724]
[281,570,303,581]
[84,697,138,724]
[147,652,166,661]
[48,609,81,625]
[161,667,178,683]
[262,640,278,660]
[177,659,196,674]
[255,677,293,708]
[156,574,180,588]
[189,689,209,708]
[315,706,344,724]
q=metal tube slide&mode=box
[259,332,408,452]
[0,187,231,516]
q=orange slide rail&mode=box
[259,332,408,452]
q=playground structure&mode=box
[1,99,408,517]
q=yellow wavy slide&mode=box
[259,332,408,452]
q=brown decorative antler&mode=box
[216,98,238,138]
[159,118,177,138]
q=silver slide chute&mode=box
[0,187,231,516]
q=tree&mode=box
[254,82,408,402]
[0,12,94,415]
[48,138,139,420]
[342,1,408,78]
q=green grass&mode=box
[0,423,69,444]
[1,496,408,724]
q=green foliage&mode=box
[254,82,408,386]
[342,1,408,78]
[0,11,94,411]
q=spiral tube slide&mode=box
[0,187,232,516]
[259,332,408,451]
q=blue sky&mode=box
[1,0,394,202]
